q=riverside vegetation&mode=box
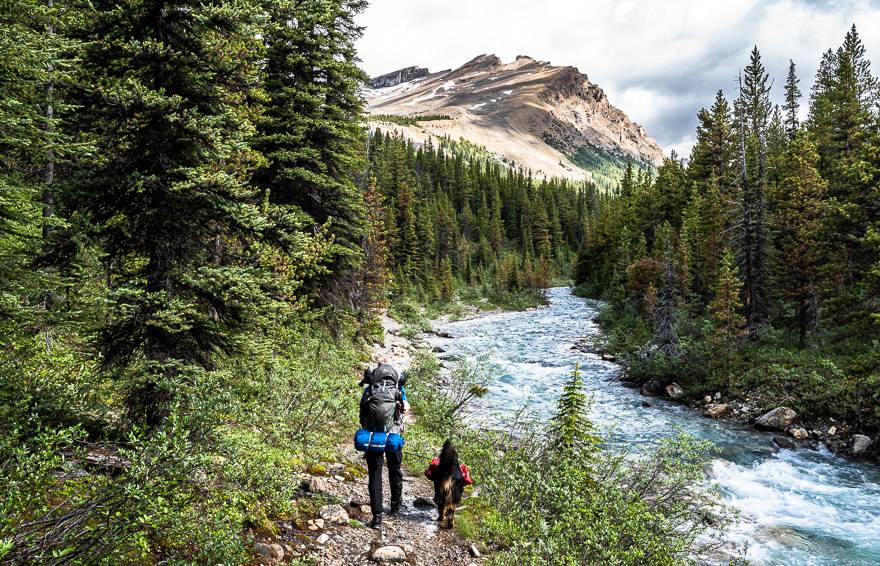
[575,29,880,457]
[3,0,740,564]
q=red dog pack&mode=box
[424,457,473,485]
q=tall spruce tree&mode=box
[69,0,275,425]
[770,131,828,345]
[783,60,802,139]
[255,0,368,304]
[735,49,772,338]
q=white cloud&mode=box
[356,0,880,155]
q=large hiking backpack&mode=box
[359,364,401,433]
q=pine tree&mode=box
[551,363,598,458]
[735,51,771,338]
[770,131,828,345]
[69,0,275,425]
[709,250,746,389]
[652,240,679,358]
[689,90,737,192]
[783,60,802,139]
[255,0,369,301]
[841,24,879,111]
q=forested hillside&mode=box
[575,26,880,452]
[0,1,593,562]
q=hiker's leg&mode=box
[366,451,384,516]
[387,449,403,512]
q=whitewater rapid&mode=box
[428,287,880,565]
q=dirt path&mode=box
[279,314,481,565]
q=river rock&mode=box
[641,380,663,396]
[432,345,445,353]
[703,395,713,404]
[641,400,652,408]
[665,382,684,399]
[704,403,730,418]
[789,427,809,440]
[852,434,873,455]
[371,545,406,562]
[827,426,837,436]
[318,504,349,524]
[714,392,722,400]
[254,542,285,563]
[772,435,797,450]
[316,533,330,545]
[755,407,797,430]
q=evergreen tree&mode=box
[770,131,828,345]
[551,363,598,458]
[709,250,746,388]
[255,0,368,301]
[735,51,772,338]
[783,60,802,138]
[69,0,274,425]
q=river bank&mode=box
[428,287,880,565]
[571,309,879,464]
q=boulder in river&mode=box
[852,434,873,456]
[704,403,730,419]
[665,382,684,399]
[772,435,798,450]
[640,380,663,396]
[755,407,797,430]
[789,427,809,440]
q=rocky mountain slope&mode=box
[364,54,664,185]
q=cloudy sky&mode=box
[356,0,880,157]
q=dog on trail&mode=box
[431,440,465,529]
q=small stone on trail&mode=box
[403,544,415,554]
[254,542,285,562]
[413,496,435,508]
[303,476,330,493]
[316,533,330,545]
[360,504,371,514]
[319,504,349,524]
[313,518,324,528]
[371,545,406,562]
[468,544,481,558]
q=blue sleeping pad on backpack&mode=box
[354,429,405,453]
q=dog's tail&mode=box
[437,439,459,475]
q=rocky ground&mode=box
[571,336,876,461]
[253,314,483,565]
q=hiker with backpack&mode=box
[355,363,406,529]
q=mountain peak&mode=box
[365,54,663,185]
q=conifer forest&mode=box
[2,0,880,564]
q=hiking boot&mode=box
[368,514,382,529]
